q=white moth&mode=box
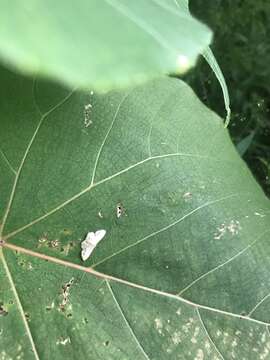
[81,230,106,261]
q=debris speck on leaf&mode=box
[81,230,106,261]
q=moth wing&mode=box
[81,232,94,250]
[85,232,95,243]
[92,229,106,245]
[81,244,95,261]
[81,240,89,250]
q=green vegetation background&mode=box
[185,0,270,196]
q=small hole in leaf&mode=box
[105,341,110,346]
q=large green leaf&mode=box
[1,66,270,359]
[0,0,211,91]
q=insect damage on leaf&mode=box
[59,278,74,312]
[24,312,31,322]
[38,233,48,244]
[49,239,60,248]
[116,203,125,218]
[80,230,106,261]
[214,220,241,240]
[183,192,192,201]
[84,104,92,127]
[46,301,55,312]
[0,303,8,317]
[56,337,71,346]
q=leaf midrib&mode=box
[2,241,270,329]
[106,280,151,360]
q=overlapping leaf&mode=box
[0,0,212,90]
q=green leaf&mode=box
[1,66,270,359]
[0,0,212,91]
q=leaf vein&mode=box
[92,192,239,268]
[106,280,151,360]
[1,89,75,237]
[0,249,40,359]
[32,77,42,116]
[178,228,270,296]
[4,152,221,240]
[196,308,225,360]
[0,147,17,175]
[91,91,130,185]
[248,291,270,317]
